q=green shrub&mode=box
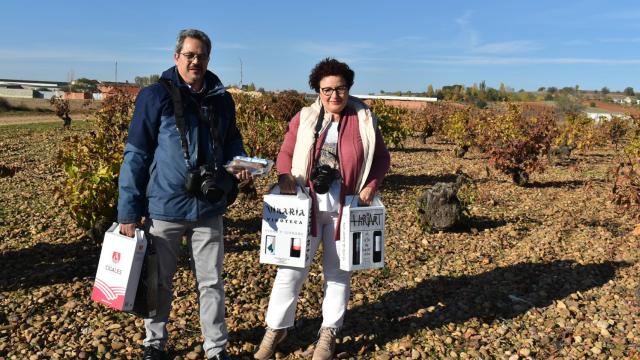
[554,113,604,151]
[263,90,309,123]
[49,96,72,127]
[369,99,410,148]
[479,104,557,185]
[57,90,134,232]
[232,92,288,159]
[442,107,475,156]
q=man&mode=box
[117,29,251,360]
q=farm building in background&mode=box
[0,79,67,99]
[353,94,438,110]
[0,78,140,101]
[585,111,621,122]
[610,95,640,106]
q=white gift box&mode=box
[260,186,312,268]
[338,195,385,271]
[91,223,147,311]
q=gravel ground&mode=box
[0,124,638,359]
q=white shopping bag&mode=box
[338,195,385,271]
[260,185,312,268]
[91,223,147,311]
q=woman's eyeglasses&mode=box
[320,86,348,97]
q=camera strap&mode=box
[311,106,325,169]
[159,78,226,170]
[158,78,193,170]
[193,102,223,169]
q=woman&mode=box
[254,58,390,360]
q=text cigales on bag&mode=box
[91,223,152,313]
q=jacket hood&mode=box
[161,66,227,96]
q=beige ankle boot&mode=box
[312,327,337,360]
[254,327,287,360]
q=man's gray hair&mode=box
[175,29,212,56]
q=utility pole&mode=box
[115,61,118,84]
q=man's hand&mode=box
[119,223,137,237]
[234,169,253,183]
[358,187,375,206]
[278,174,297,194]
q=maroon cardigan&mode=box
[276,105,391,239]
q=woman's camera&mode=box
[310,164,338,194]
[185,165,229,204]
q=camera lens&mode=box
[201,174,224,204]
[313,180,330,194]
[312,165,335,194]
[185,169,202,195]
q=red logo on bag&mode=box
[112,251,121,263]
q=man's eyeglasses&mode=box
[320,86,348,97]
[179,52,209,62]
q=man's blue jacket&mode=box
[117,66,246,223]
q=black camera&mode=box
[310,164,338,194]
[185,165,232,204]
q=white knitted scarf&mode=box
[290,96,377,193]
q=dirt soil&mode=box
[0,114,60,126]
[589,101,640,116]
[0,126,638,359]
[0,112,91,126]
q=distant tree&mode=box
[499,82,507,94]
[601,86,610,95]
[486,88,500,101]
[440,85,465,101]
[134,74,160,87]
[624,87,635,96]
[547,87,557,94]
[241,82,256,91]
[560,86,575,94]
[538,87,546,92]
[426,84,434,97]
[555,94,585,115]
[70,78,97,93]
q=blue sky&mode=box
[2,1,640,94]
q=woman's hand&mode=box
[278,174,297,194]
[358,187,375,206]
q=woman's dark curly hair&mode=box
[308,58,355,93]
